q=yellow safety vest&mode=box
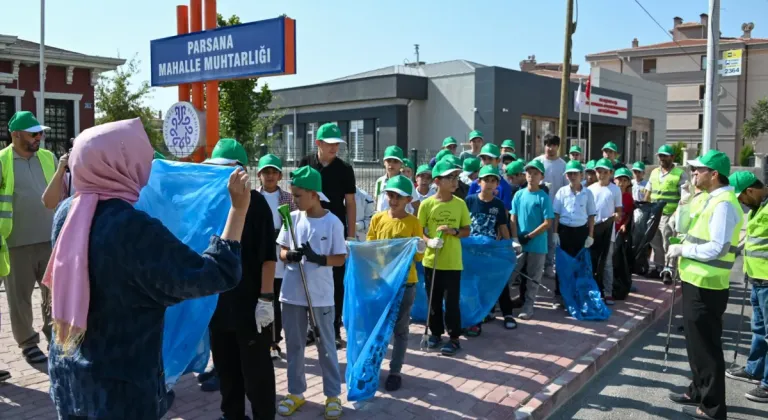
[679,190,744,290]
[0,145,56,276]
[649,166,683,215]
[744,199,768,281]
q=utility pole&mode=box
[558,0,575,147]
[702,0,720,154]
[39,0,46,148]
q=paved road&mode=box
[551,258,768,420]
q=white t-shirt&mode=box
[414,184,436,202]
[276,210,346,307]
[536,156,567,202]
[374,174,417,213]
[262,189,285,278]
[589,182,623,242]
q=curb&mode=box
[513,280,682,420]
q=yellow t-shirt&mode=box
[367,211,424,284]
[417,195,471,271]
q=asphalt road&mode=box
[550,257,768,420]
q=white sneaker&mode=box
[518,305,535,320]
[543,266,555,278]
[270,345,281,360]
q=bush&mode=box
[670,142,686,164]
[739,143,755,166]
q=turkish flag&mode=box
[585,75,592,99]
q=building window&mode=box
[0,96,15,147]
[642,58,657,74]
[349,120,364,161]
[307,122,318,151]
[44,99,74,157]
[699,85,705,101]
[698,114,704,129]
[700,55,707,70]
[283,124,295,161]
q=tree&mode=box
[95,56,164,152]
[742,98,768,141]
[217,13,282,160]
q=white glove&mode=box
[416,239,427,254]
[666,244,684,259]
[584,236,594,248]
[255,299,274,333]
[553,233,560,247]
[355,221,365,232]
[512,240,522,253]
[427,238,444,249]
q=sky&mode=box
[4,0,768,112]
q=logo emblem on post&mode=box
[162,101,206,158]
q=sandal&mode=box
[0,370,10,382]
[503,316,518,330]
[324,397,343,419]
[22,346,47,364]
[277,394,305,417]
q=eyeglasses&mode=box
[26,131,43,138]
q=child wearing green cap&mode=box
[374,146,419,215]
[588,158,624,305]
[459,130,485,161]
[584,160,598,187]
[415,164,437,203]
[460,157,481,185]
[276,166,347,419]
[366,175,426,391]
[630,161,648,202]
[401,158,415,181]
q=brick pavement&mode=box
[0,274,676,420]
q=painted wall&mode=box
[410,74,475,151]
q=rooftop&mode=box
[0,34,125,68]
[327,59,486,82]
[587,36,768,58]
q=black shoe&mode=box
[0,370,10,382]
[503,316,518,330]
[440,339,461,356]
[22,345,47,364]
[726,366,761,385]
[384,374,402,392]
[662,270,673,285]
[200,375,220,392]
[306,331,316,346]
[681,406,718,419]
[745,386,768,403]
[197,367,217,383]
[511,297,524,309]
[668,392,699,406]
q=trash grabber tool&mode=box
[731,273,750,367]
[663,236,682,372]
[420,231,444,351]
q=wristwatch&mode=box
[453,228,460,236]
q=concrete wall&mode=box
[657,55,702,73]
[409,74,475,151]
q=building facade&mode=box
[585,14,768,160]
[0,35,124,155]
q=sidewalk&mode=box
[0,274,678,420]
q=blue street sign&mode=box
[150,16,296,87]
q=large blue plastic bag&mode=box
[411,236,517,328]
[555,247,611,321]
[343,238,418,402]
[135,160,233,387]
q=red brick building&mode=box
[0,35,124,155]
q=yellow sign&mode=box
[721,49,743,77]
[723,49,742,60]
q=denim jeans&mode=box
[390,284,416,374]
[745,283,768,389]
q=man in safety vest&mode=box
[0,111,58,365]
[665,150,743,420]
[725,171,768,404]
[644,144,689,284]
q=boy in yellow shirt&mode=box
[366,175,426,392]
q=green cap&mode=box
[506,161,525,176]
[595,158,614,171]
[478,165,501,180]
[585,160,597,172]
[290,166,329,201]
[207,138,249,165]
[435,149,453,163]
[258,154,283,173]
[564,160,584,173]
[478,143,501,159]
[462,157,481,173]
[153,150,166,160]
[383,145,404,162]
[468,130,484,141]
[516,158,525,164]
[524,159,546,175]
[632,161,646,172]
[614,167,633,179]
[316,123,344,144]
[402,158,415,172]
[384,174,414,197]
[687,150,732,177]
[416,164,432,176]
[602,142,618,152]
[501,139,516,149]
[442,154,462,169]
[442,136,458,147]
[432,159,462,178]
[569,145,583,154]
[8,111,50,133]
[729,171,759,195]
[657,144,674,156]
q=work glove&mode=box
[511,240,522,253]
[427,237,444,249]
[553,233,560,247]
[255,299,274,333]
[584,236,594,248]
[518,232,531,246]
[666,244,684,259]
[285,249,303,263]
[301,242,328,266]
[416,239,427,254]
[355,221,365,232]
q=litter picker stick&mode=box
[732,273,750,366]
[663,236,682,372]
[420,231,444,352]
[513,265,554,295]
[278,204,322,349]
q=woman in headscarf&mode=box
[45,118,249,420]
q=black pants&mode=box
[682,281,729,420]
[518,259,529,304]
[424,268,462,339]
[272,278,283,344]
[333,265,345,338]
[498,282,515,317]
[590,220,614,295]
[555,224,590,296]
[210,326,276,420]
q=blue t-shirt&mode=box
[468,175,513,210]
[465,194,508,238]
[510,188,554,254]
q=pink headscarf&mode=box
[42,118,153,354]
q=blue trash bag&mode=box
[342,238,418,402]
[555,247,611,321]
[135,160,233,388]
[411,236,517,328]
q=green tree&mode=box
[95,56,164,152]
[742,98,768,141]
[670,141,686,164]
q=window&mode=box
[642,58,657,74]
[283,124,295,161]
[699,85,706,101]
[349,120,364,161]
[0,96,15,147]
[700,55,707,70]
[307,122,318,151]
[698,114,704,129]
[43,99,75,157]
